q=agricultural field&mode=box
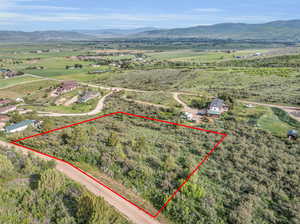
[0,75,42,89]
[0,79,59,99]
[146,49,270,63]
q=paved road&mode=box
[0,140,161,224]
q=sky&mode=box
[0,0,299,31]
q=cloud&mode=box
[191,8,223,13]
[0,0,79,11]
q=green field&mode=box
[0,75,42,89]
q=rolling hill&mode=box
[0,31,94,42]
[137,20,300,41]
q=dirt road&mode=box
[172,92,202,123]
[0,140,161,224]
[241,100,300,122]
[38,91,114,117]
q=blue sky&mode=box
[0,0,299,31]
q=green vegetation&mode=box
[0,75,41,89]
[0,146,129,224]
[258,107,295,137]
[123,91,181,108]
[218,54,300,67]
[7,95,299,224]
[1,40,300,224]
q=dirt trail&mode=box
[26,74,300,123]
[0,140,161,224]
[241,100,300,122]
[38,91,114,117]
[172,92,201,123]
[121,95,170,109]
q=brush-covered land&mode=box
[1,39,300,224]
[0,146,130,224]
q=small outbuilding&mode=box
[287,130,298,140]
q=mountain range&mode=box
[137,20,300,41]
[0,20,300,42]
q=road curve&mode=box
[38,91,114,117]
[240,100,300,122]
[0,140,161,224]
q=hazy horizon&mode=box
[0,0,299,31]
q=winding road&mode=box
[38,91,114,117]
[240,100,300,122]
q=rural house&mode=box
[0,99,12,106]
[78,91,100,103]
[207,98,227,116]
[0,115,9,129]
[0,105,17,114]
[2,70,23,79]
[0,68,10,73]
[5,120,37,133]
[54,81,79,95]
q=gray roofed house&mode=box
[5,120,37,133]
[207,98,225,116]
[78,91,100,103]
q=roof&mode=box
[0,99,11,105]
[0,115,9,121]
[288,130,298,136]
[0,69,9,73]
[5,120,35,132]
[78,91,99,102]
[0,105,16,113]
[207,110,221,115]
[209,98,224,109]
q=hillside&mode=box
[137,20,300,41]
[0,31,94,42]
[75,27,158,37]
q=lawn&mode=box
[0,80,59,99]
[257,107,294,137]
[0,75,41,89]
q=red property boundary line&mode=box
[11,111,227,218]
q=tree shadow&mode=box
[29,174,40,190]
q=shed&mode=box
[287,130,298,140]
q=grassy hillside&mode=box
[0,31,94,42]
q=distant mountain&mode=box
[75,27,159,37]
[0,31,94,42]
[137,20,300,41]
